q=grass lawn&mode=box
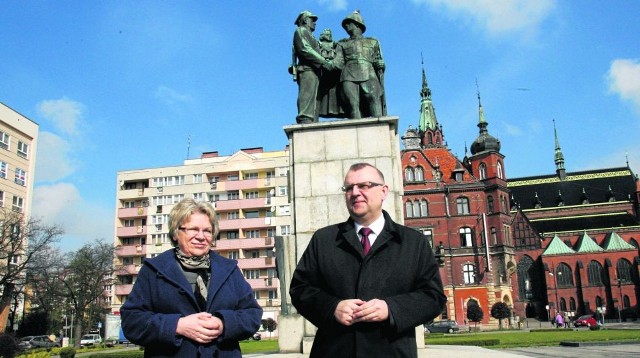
[425,329,640,348]
[240,338,280,354]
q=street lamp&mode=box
[617,278,624,322]
[548,264,560,313]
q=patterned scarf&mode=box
[175,248,210,301]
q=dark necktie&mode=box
[360,227,372,255]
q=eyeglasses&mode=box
[341,181,384,193]
[179,227,213,238]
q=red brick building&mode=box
[401,68,640,327]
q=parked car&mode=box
[28,335,60,348]
[424,320,460,333]
[80,333,102,346]
[18,336,34,350]
[573,314,597,327]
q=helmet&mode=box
[341,10,366,33]
[295,10,318,26]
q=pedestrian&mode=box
[290,162,447,357]
[555,312,564,328]
[121,198,262,357]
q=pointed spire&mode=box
[553,119,566,180]
[470,80,501,155]
[418,54,438,133]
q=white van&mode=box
[80,334,102,346]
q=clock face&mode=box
[404,137,420,149]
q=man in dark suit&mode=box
[290,163,446,358]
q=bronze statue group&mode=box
[291,10,387,123]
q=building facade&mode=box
[400,69,640,327]
[112,147,291,327]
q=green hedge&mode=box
[86,351,144,358]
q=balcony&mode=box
[118,207,147,218]
[215,237,274,250]
[237,257,275,270]
[225,178,260,191]
[115,284,133,296]
[117,226,147,237]
[115,264,140,276]
[246,278,280,290]
[219,217,275,230]
[115,245,146,257]
[215,197,272,211]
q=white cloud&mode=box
[502,121,523,136]
[32,183,114,251]
[34,132,76,182]
[36,97,85,136]
[607,58,640,113]
[414,0,556,35]
[318,0,348,11]
[155,86,193,107]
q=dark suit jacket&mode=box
[290,211,446,358]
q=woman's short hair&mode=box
[168,198,219,246]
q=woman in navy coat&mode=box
[121,199,262,357]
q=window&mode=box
[228,191,239,200]
[405,201,413,218]
[245,191,259,199]
[415,167,424,181]
[227,251,239,260]
[500,195,508,213]
[556,263,574,288]
[227,211,239,220]
[14,168,26,186]
[616,259,633,283]
[123,219,135,227]
[491,227,497,245]
[12,196,23,212]
[456,197,470,215]
[487,196,494,213]
[459,227,473,247]
[246,230,260,238]
[17,141,28,158]
[267,228,276,237]
[420,200,428,217]
[404,168,414,182]
[227,231,239,240]
[244,172,258,180]
[497,161,504,179]
[151,215,168,225]
[412,201,420,217]
[244,269,260,279]
[152,176,184,187]
[280,225,291,235]
[587,260,603,286]
[193,174,203,183]
[0,131,9,149]
[560,298,567,312]
[122,257,134,265]
[0,161,7,179]
[569,297,576,311]
[278,186,288,196]
[479,163,487,180]
[245,210,260,219]
[247,250,260,258]
[463,264,475,284]
[278,205,291,216]
[0,190,3,207]
[268,290,278,299]
[227,174,239,181]
[193,192,204,201]
[123,201,136,208]
[10,254,20,265]
[421,229,433,249]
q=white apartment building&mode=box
[0,103,38,216]
[113,147,291,322]
[0,102,39,331]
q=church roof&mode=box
[602,231,636,251]
[542,234,576,256]
[528,212,638,233]
[574,231,604,253]
[508,167,638,210]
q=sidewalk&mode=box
[245,345,529,357]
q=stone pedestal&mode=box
[279,117,425,354]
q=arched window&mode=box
[569,297,576,311]
[616,258,633,282]
[404,168,414,182]
[595,296,603,308]
[420,200,428,217]
[497,161,504,179]
[463,263,475,284]
[405,201,413,218]
[415,166,424,181]
[456,197,470,215]
[479,163,487,180]
[490,227,497,245]
[556,263,574,288]
[560,298,567,312]
[427,132,433,144]
[460,227,473,247]
[587,260,604,286]
[487,195,494,213]
[500,195,508,213]
[623,295,631,309]
[412,201,420,217]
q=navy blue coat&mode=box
[290,211,446,358]
[121,249,262,357]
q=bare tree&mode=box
[61,240,114,346]
[0,208,63,332]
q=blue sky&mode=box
[1,0,639,251]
